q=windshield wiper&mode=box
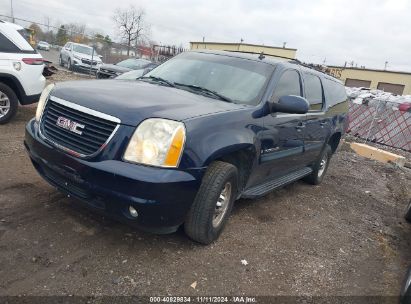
[139,76,175,87]
[174,83,233,103]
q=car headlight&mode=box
[35,83,54,122]
[73,55,82,60]
[123,118,186,168]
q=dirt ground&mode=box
[0,71,410,297]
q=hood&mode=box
[99,64,132,73]
[50,80,247,126]
[73,52,102,62]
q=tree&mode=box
[56,25,68,46]
[113,5,147,56]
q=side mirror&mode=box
[271,95,309,114]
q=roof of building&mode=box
[328,65,411,76]
[190,41,297,51]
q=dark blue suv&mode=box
[25,50,348,244]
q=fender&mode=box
[182,108,264,168]
[0,73,38,105]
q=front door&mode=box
[259,69,307,180]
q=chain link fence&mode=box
[347,98,411,151]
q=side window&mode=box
[0,33,20,53]
[324,78,348,107]
[303,73,324,111]
[272,70,302,102]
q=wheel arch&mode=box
[0,74,24,103]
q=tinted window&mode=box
[323,78,347,106]
[272,70,302,101]
[0,33,20,53]
[303,73,323,111]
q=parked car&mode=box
[0,20,45,124]
[59,42,102,72]
[25,50,348,244]
[37,41,50,51]
[114,64,159,80]
[96,58,155,79]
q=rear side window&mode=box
[272,70,302,101]
[303,73,324,111]
[0,33,20,53]
[323,78,347,106]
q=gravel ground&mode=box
[0,71,410,297]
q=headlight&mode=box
[73,55,82,60]
[35,83,54,122]
[123,118,186,168]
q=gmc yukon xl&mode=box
[25,50,348,244]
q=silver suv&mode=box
[59,42,103,72]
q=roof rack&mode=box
[289,58,338,78]
[222,50,294,61]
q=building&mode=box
[328,66,411,95]
[190,41,297,60]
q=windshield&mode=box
[73,45,94,55]
[144,52,274,105]
[117,59,151,69]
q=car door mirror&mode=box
[271,95,309,114]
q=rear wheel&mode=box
[0,83,18,124]
[304,144,332,185]
[185,161,238,244]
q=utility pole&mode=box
[10,0,15,23]
[384,61,388,70]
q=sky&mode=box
[1,0,410,71]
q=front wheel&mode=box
[67,58,72,71]
[0,83,18,124]
[185,161,238,244]
[304,144,332,185]
[405,200,411,223]
[58,55,64,67]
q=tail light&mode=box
[22,58,44,65]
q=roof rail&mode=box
[222,50,294,61]
[289,59,338,78]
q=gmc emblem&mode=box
[56,116,85,135]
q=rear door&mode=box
[260,69,307,179]
[302,72,330,163]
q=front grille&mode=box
[81,59,97,65]
[40,99,118,156]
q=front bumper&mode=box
[24,119,204,233]
[73,61,101,72]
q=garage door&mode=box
[377,82,405,95]
[345,78,372,88]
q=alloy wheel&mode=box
[0,91,10,118]
[212,182,232,228]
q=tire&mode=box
[67,58,72,71]
[0,83,18,125]
[58,55,64,67]
[185,161,238,244]
[405,200,411,223]
[304,144,332,185]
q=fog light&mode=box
[129,206,138,218]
